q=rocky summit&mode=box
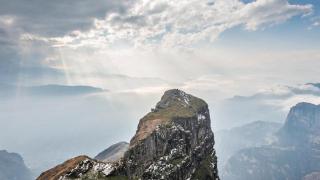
[37,89,219,180]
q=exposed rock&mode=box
[279,102,320,145]
[0,150,32,180]
[223,102,320,180]
[124,89,219,180]
[37,155,126,180]
[37,89,219,180]
[95,142,129,163]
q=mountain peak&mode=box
[294,102,319,109]
[155,89,207,111]
[130,89,209,146]
[125,89,218,179]
[37,90,219,180]
[285,102,320,130]
[280,102,320,141]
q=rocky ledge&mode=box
[37,89,219,180]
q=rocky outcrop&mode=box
[37,155,126,180]
[0,150,32,180]
[124,89,219,179]
[95,142,129,163]
[37,89,219,180]
[223,102,320,180]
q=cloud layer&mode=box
[0,0,316,87]
[22,0,312,49]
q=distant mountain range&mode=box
[94,142,129,163]
[0,150,32,180]
[215,121,282,169]
[223,102,320,180]
[216,83,320,129]
[0,84,106,97]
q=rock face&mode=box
[279,102,320,145]
[215,121,281,170]
[37,156,126,180]
[37,89,219,180]
[223,102,320,180]
[95,142,129,163]
[0,150,32,180]
[124,89,219,179]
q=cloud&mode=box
[214,83,320,129]
[0,30,64,84]
[310,16,320,28]
[0,0,316,88]
[238,0,313,30]
[23,0,312,49]
[0,0,132,37]
[0,0,134,84]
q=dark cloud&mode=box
[0,0,133,36]
[0,0,135,84]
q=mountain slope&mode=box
[0,83,105,98]
[37,89,219,180]
[215,121,281,169]
[0,150,32,180]
[95,142,129,163]
[279,102,320,145]
[223,102,320,180]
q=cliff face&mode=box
[280,102,320,144]
[37,89,219,180]
[223,102,320,180]
[124,89,219,179]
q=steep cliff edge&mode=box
[37,89,219,180]
[124,89,219,179]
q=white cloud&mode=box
[238,0,313,30]
[24,0,312,49]
[311,16,320,27]
[268,94,320,112]
[11,0,318,98]
[0,15,15,26]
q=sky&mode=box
[1,0,320,177]
[0,0,319,93]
